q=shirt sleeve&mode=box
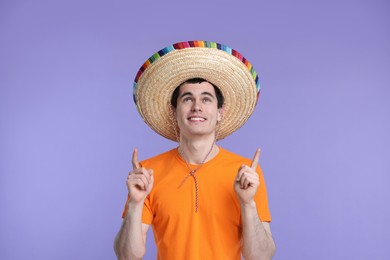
[254,165,272,222]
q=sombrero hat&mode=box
[133,40,261,141]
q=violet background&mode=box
[1,0,389,259]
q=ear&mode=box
[217,107,224,122]
[169,105,177,119]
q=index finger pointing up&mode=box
[132,148,141,169]
[251,148,261,170]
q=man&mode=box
[114,41,276,260]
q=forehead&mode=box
[178,81,216,96]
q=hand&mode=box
[234,149,261,205]
[126,148,154,204]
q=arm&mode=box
[240,201,275,260]
[114,149,154,260]
[114,203,150,259]
[235,149,276,260]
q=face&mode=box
[173,81,223,139]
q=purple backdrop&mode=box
[1,0,389,259]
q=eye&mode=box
[182,97,192,103]
[202,97,212,103]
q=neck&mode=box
[178,134,218,164]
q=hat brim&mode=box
[133,41,260,141]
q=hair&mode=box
[170,78,224,108]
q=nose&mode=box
[191,100,202,112]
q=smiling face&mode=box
[173,81,223,140]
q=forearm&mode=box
[241,201,276,260]
[114,202,146,260]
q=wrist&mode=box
[127,199,145,212]
[240,199,256,209]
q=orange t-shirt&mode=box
[122,147,271,260]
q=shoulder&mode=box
[218,147,252,165]
[140,148,178,167]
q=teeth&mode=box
[189,117,205,121]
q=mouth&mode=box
[187,116,206,122]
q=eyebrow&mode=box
[179,91,215,99]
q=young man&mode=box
[114,41,276,260]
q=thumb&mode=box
[149,169,154,183]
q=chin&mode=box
[186,130,216,137]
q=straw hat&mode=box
[133,40,261,141]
